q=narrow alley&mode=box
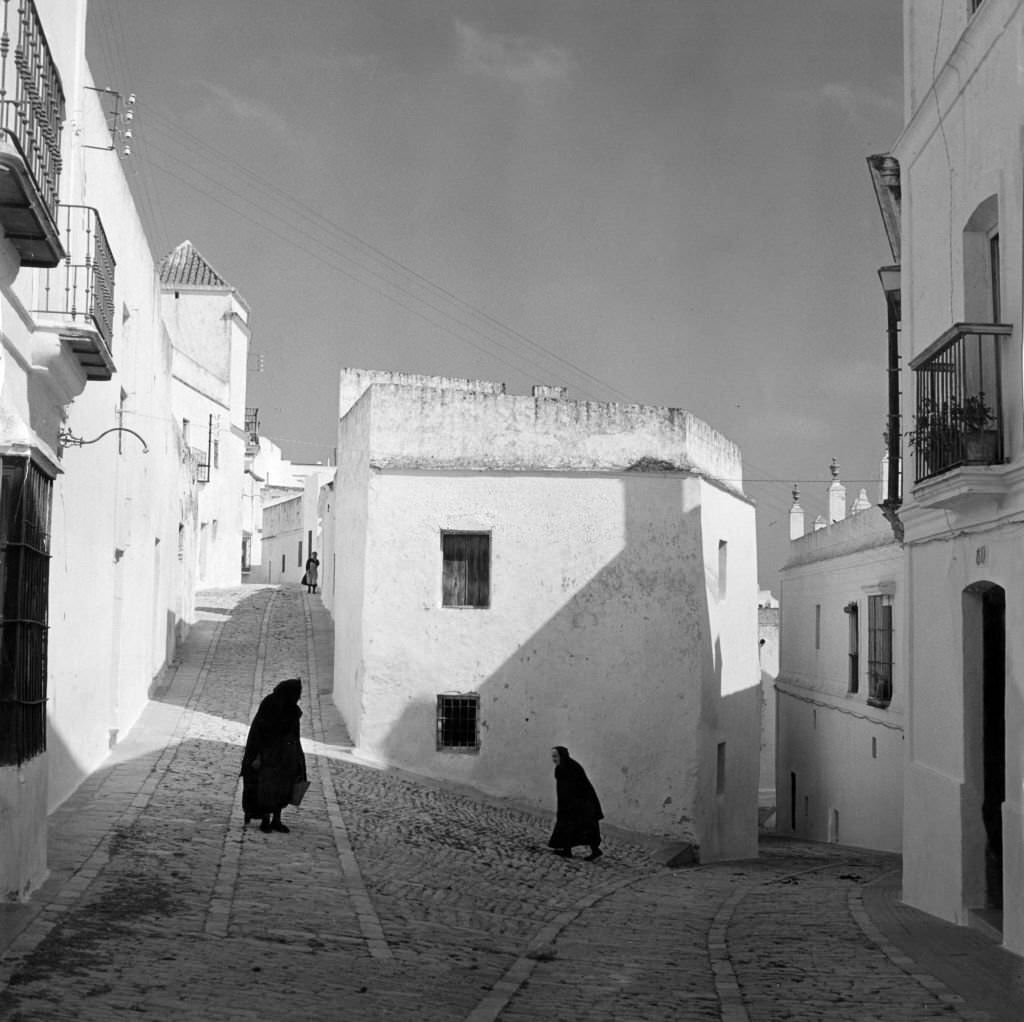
[0,585,1021,1022]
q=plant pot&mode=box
[963,429,998,464]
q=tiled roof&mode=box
[159,240,232,289]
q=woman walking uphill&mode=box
[241,678,307,833]
[548,746,604,861]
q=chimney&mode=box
[532,385,568,399]
[828,458,846,523]
[789,484,805,540]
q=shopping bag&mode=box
[290,779,311,806]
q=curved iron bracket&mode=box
[58,426,149,454]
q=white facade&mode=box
[895,0,1024,952]
[160,242,250,588]
[333,369,762,861]
[776,501,904,853]
[0,1,251,899]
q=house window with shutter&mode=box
[441,532,490,608]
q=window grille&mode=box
[442,532,490,608]
[0,456,53,765]
[436,694,480,751]
[867,594,893,707]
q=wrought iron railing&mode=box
[908,323,1010,482]
[36,204,116,347]
[0,0,63,221]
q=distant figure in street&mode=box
[548,746,604,861]
[304,552,319,594]
[241,678,307,833]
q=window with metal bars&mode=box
[867,594,893,708]
[0,456,53,765]
[436,694,480,751]
[441,532,490,608]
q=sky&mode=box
[86,0,904,591]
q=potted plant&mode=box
[905,397,955,475]
[953,393,997,463]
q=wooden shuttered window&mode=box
[441,532,490,608]
[0,457,53,765]
[867,594,893,708]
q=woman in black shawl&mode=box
[548,746,604,861]
[241,678,307,833]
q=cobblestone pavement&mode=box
[1,584,1023,1021]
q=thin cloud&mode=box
[820,81,901,130]
[197,80,291,137]
[455,19,572,87]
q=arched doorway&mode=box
[962,582,1005,924]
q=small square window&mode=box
[442,532,490,608]
[436,694,480,751]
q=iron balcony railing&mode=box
[0,0,63,223]
[908,323,1011,483]
[36,204,116,347]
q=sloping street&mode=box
[1,585,1021,1022]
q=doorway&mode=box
[963,582,1005,922]
[980,586,1005,911]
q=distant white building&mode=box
[776,471,905,852]
[332,368,762,861]
[160,241,251,588]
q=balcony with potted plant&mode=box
[908,323,1012,510]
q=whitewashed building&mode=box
[892,0,1024,951]
[332,369,762,861]
[776,473,905,853]
[160,241,251,588]
[1,0,251,899]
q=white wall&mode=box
[896,0,1024,953]
[776,508,904,852]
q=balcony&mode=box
[909,323,1010,505]
[34,205,115,380]
[0,0,64,267]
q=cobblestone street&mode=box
[1,584,1022,1021]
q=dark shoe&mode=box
[271,821,290,833]
[553,848,572,858]
[259,818,272,833]
[585,849,603,861]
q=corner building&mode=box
[332,369,761,861]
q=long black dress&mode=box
[548,746,604,851]
[241,678,307,821]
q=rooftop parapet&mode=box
[339,370,745,495]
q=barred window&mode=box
[436,694,480,751]
[867,594,893,708]
[0,457,53,765]
[442,532,490,608]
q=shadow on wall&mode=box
[372,473,759,854]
